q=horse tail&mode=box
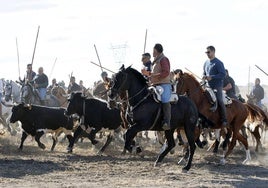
[244,103,268,124]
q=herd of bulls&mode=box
[7,92,123,156]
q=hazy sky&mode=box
[0,0,268,88]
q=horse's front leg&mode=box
[124,124,142,153]
[155,130,175,166]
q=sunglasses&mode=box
[205,51,211,54]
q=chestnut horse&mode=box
[51,85,69,108]
[176,71,267,164]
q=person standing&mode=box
[203,46,227,128]
[142,43,171,130]
[223,69,237,99]
[33,67,49,105]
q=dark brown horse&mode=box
[176,71,267,164]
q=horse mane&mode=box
[183,72,205,91]
[125,67,147,86]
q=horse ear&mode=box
[119,64,125,71]
[174,69,183,77]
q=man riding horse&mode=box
[203,46,228,130]
[33,67,49,105]
[142,43,172,130]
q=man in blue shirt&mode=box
[203,46,227,128]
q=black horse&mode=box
[108,65,198,171]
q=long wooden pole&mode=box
[255,64,268,77]
[90,61,115,73]
[31,25,40,66]
[49,57,57,81]
[16,37,21,77]
[94,44,103,72]
[184,67,202,80]
[143,29,148,53]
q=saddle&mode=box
[205,88,232,112]
[148,84,178,104]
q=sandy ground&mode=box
[0,131,268,188]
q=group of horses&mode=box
[1,66,268,172]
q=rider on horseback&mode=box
[247,78,264,108]
[142,43,172,130]
[203,46,228,128]
[33,67,49,105]
[141,53,152,80]
[67,76,82,94]
[19,64,36,83]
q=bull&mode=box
[10,103,75,151]
[64,92,123,154]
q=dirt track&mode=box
[0,132,268,188]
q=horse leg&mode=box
[35,131,46,150]
[251,125,262,152]
[236,132,251,164]
[155,130,175,166]
[18,131,28,150]
[67,126,83,153]
[181,122,196,172]
[176,129,185,146]
[97,131,114,155]
[124,124,142,153]
[207,129,220,153]
[51,134,57,151]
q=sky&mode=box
[0,0,268,89]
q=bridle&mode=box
[109,72,149,110]
[177,74,206,97]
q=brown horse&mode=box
[51,85,69,108]
[176,71,267,164]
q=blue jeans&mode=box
[214,86,227,122]
[37,88,46,100]
[160,84,172,103]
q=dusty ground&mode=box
[0,131,268,188]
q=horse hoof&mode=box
[97,151,103,156]
[182,167,189,173]
[154,162,160,167]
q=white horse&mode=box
[1,80,21,135]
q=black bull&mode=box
[10,103,75,151]
[64,92,122,153]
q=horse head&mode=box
[20,82,34,104]
[176,71,202,96]
[108,65,129,100]
[51,85,67,97]
[4,80,13,102]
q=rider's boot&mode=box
[162,103,171,130]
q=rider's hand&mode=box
[141,69,150,76]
